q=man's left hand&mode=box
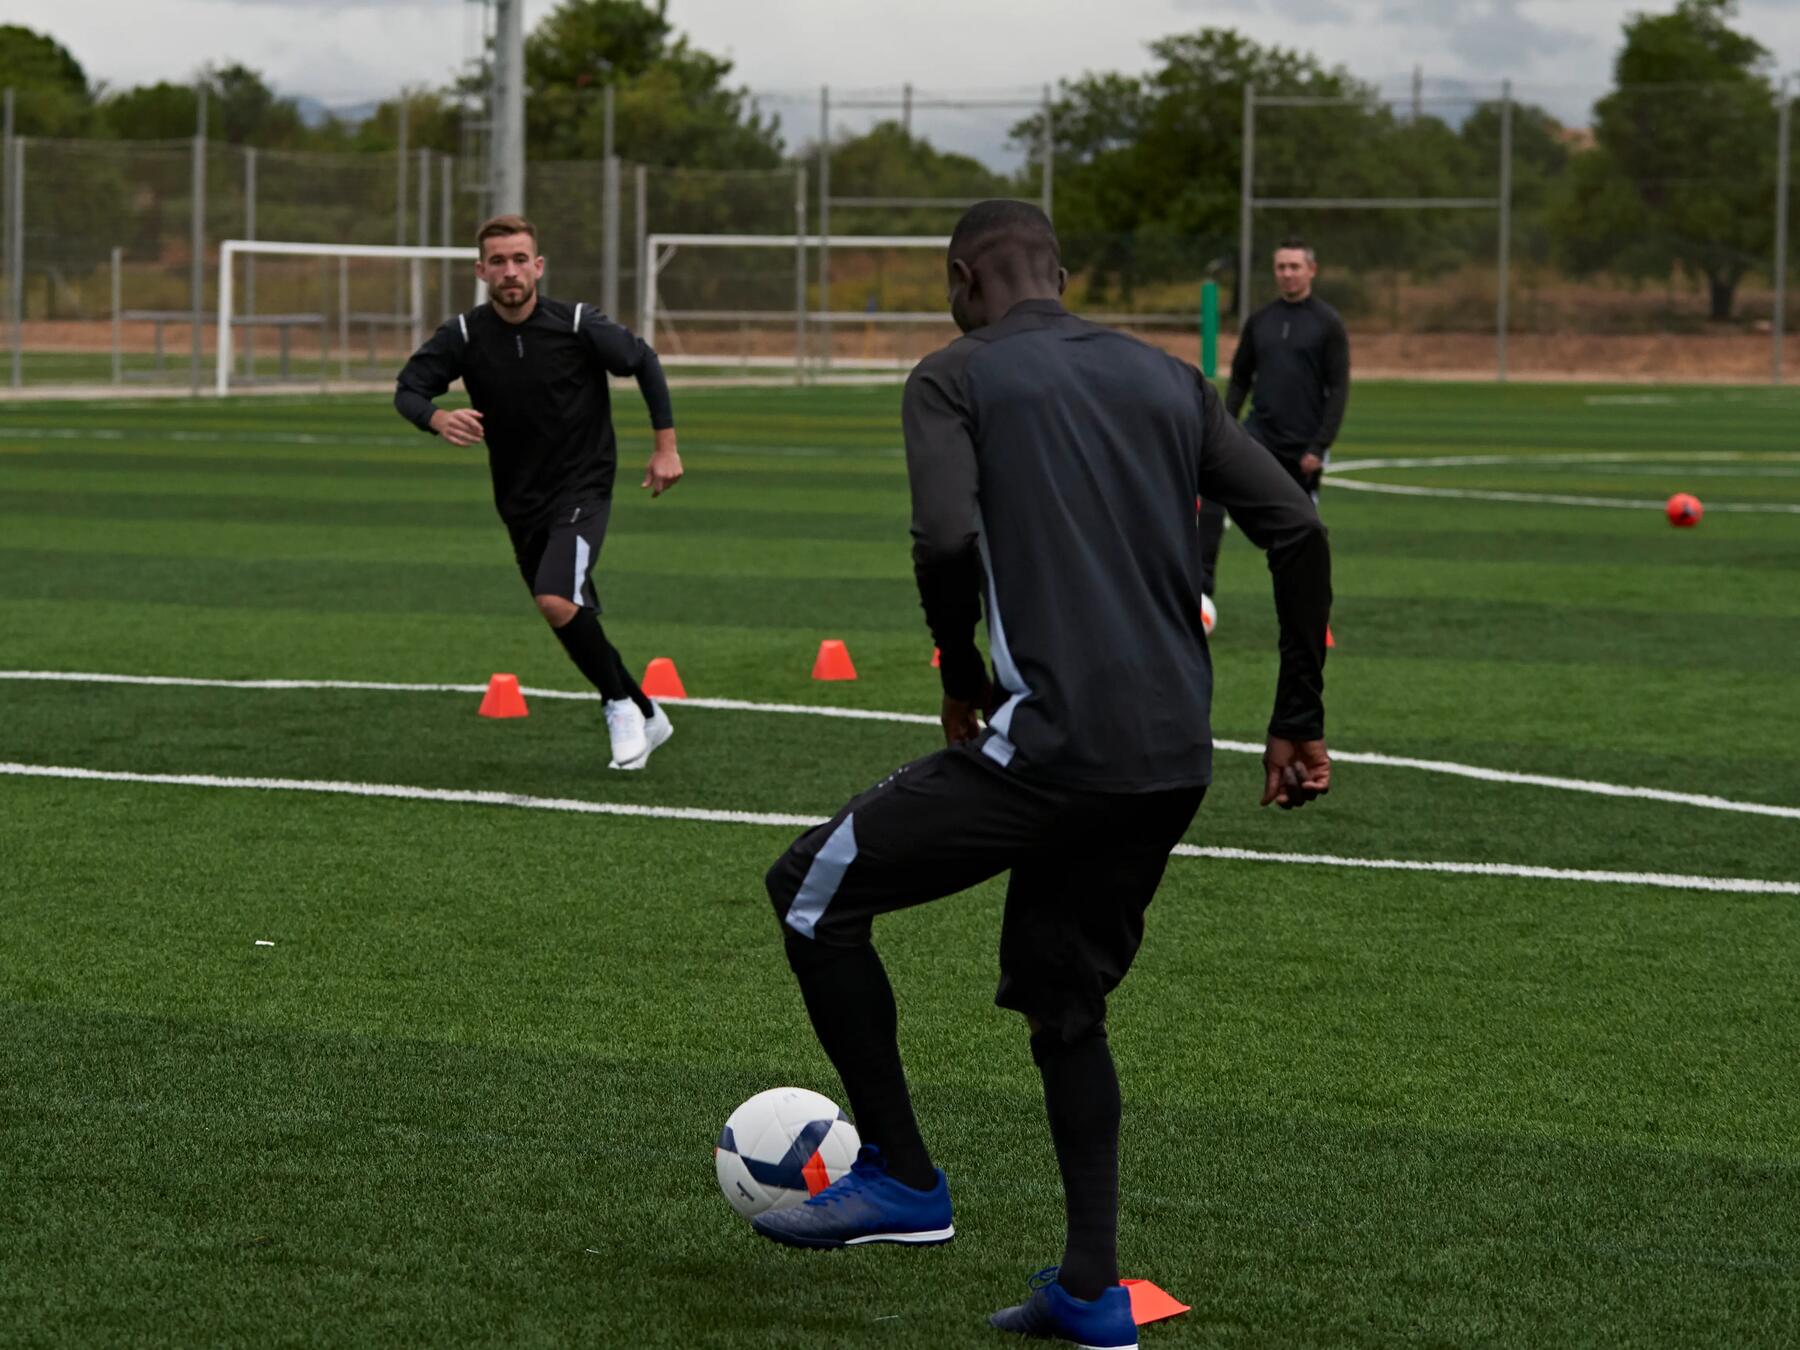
[1299,451,1324,475]
[1261,736,1331,809]
[643,429,683,497]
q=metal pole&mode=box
[2,90,12,388]
[111,245,123,385]
[396,96,409,247]
[418,147,431,335]
[191,86,207,395]
[633,162,647,328]
[902,82,912,138]
[1497,79,1512,384]
[603,153,620,316]
[490,0,526,214]
[1041,85,1054,220]
[795,165,807,384]
[1239,84,1255,326]
[819,85,831,371]
[441,154,453,314]
[6,130,20,389]
[1774,79,1791,385]
[602,79,618,316]
[243,146,257,379]
[337,256,349,383]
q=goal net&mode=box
[214,240,481,395]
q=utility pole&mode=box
[490,0,526,214]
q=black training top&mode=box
[903,298,1331,793]
[1226,295,1350,457]
[394,297,674,528]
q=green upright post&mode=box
[1200,280,1219,378]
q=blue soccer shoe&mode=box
[989,1267,1138,1349]
[750,1145,954,1250]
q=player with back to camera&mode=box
[754,201,1334,1349]
[394,214,684,770]
[1198,235,1350,609]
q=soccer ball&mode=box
[1201,593,1218,636]
[714,1086,860,1220]
[1665,492,1703,527]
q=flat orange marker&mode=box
[1121,1279,1190,1326]
[641,657,687,699]
[478,673,528,718]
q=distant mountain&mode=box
[292,93,383,129]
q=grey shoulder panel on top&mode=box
[457,313,469,343]
[573,302,584,332]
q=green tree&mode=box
[98,81,201,140]
[0,24,95,136]
[520,0,782,168]
[1556,0,1778,320]
[205,63,307,148]
[1012,29,1405,306]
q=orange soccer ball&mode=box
[1665,493,1703,527]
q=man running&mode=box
[754,201,1333,1350]
[1200,236,1349,604]
[394,214,683,769]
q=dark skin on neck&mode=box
[946,234,1069,335]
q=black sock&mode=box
[608,645,653,717]
[1032,1026,1121,1301]
[551,610,651,714]
[783,930,936,1191]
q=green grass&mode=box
[2,381,1798,1348]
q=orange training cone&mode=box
[1326,624,1336,649]
[931,647,941,668]
[1122,1279,1190,1327]
[641,656,687,700]
[812,639,858,681]
[478,673,528,719]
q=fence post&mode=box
[633,163,647,328]
[112,246,123,385]
[7,132,20,389]
[603,155,620,318]
[1774,78,1790,386]
[1239,84,1255,326]
[441,154,454,315]
[3,88,13,388]
[1497,79,1513,384]
[818,85,831,371]
[190,86,206,395]
[243,145,257,379]
[795,165,808,386]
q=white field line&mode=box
[1329,450,1800,514]
[4,669,1797,823]
[5,760,1794,897]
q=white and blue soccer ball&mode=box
[714,1086,861,1220]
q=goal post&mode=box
[215,239,480,397]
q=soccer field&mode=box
[3,380,1798,1348]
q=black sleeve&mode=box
[1225,316,1256,420]
[394,318,465,434]
[582,311,675,431]
[1196,372,1330,739]
[901,356,988,702]
[1312,312,1350,452]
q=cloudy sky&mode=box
[9,0,1800,163]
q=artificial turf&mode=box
[1,380,1797,1347]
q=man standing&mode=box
[395,215,683,770]
[1199,236,1349,602]
[754,201,1332,1350]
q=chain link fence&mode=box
[0,78,1794,389]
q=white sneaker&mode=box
[604,698,648,769]
[640,701,674,764]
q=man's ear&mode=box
[949,257,974,293]
[1056,266,1069,295]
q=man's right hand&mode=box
[941,682,992,747]
[1261,736,1331,809]
[431,408,485,447]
